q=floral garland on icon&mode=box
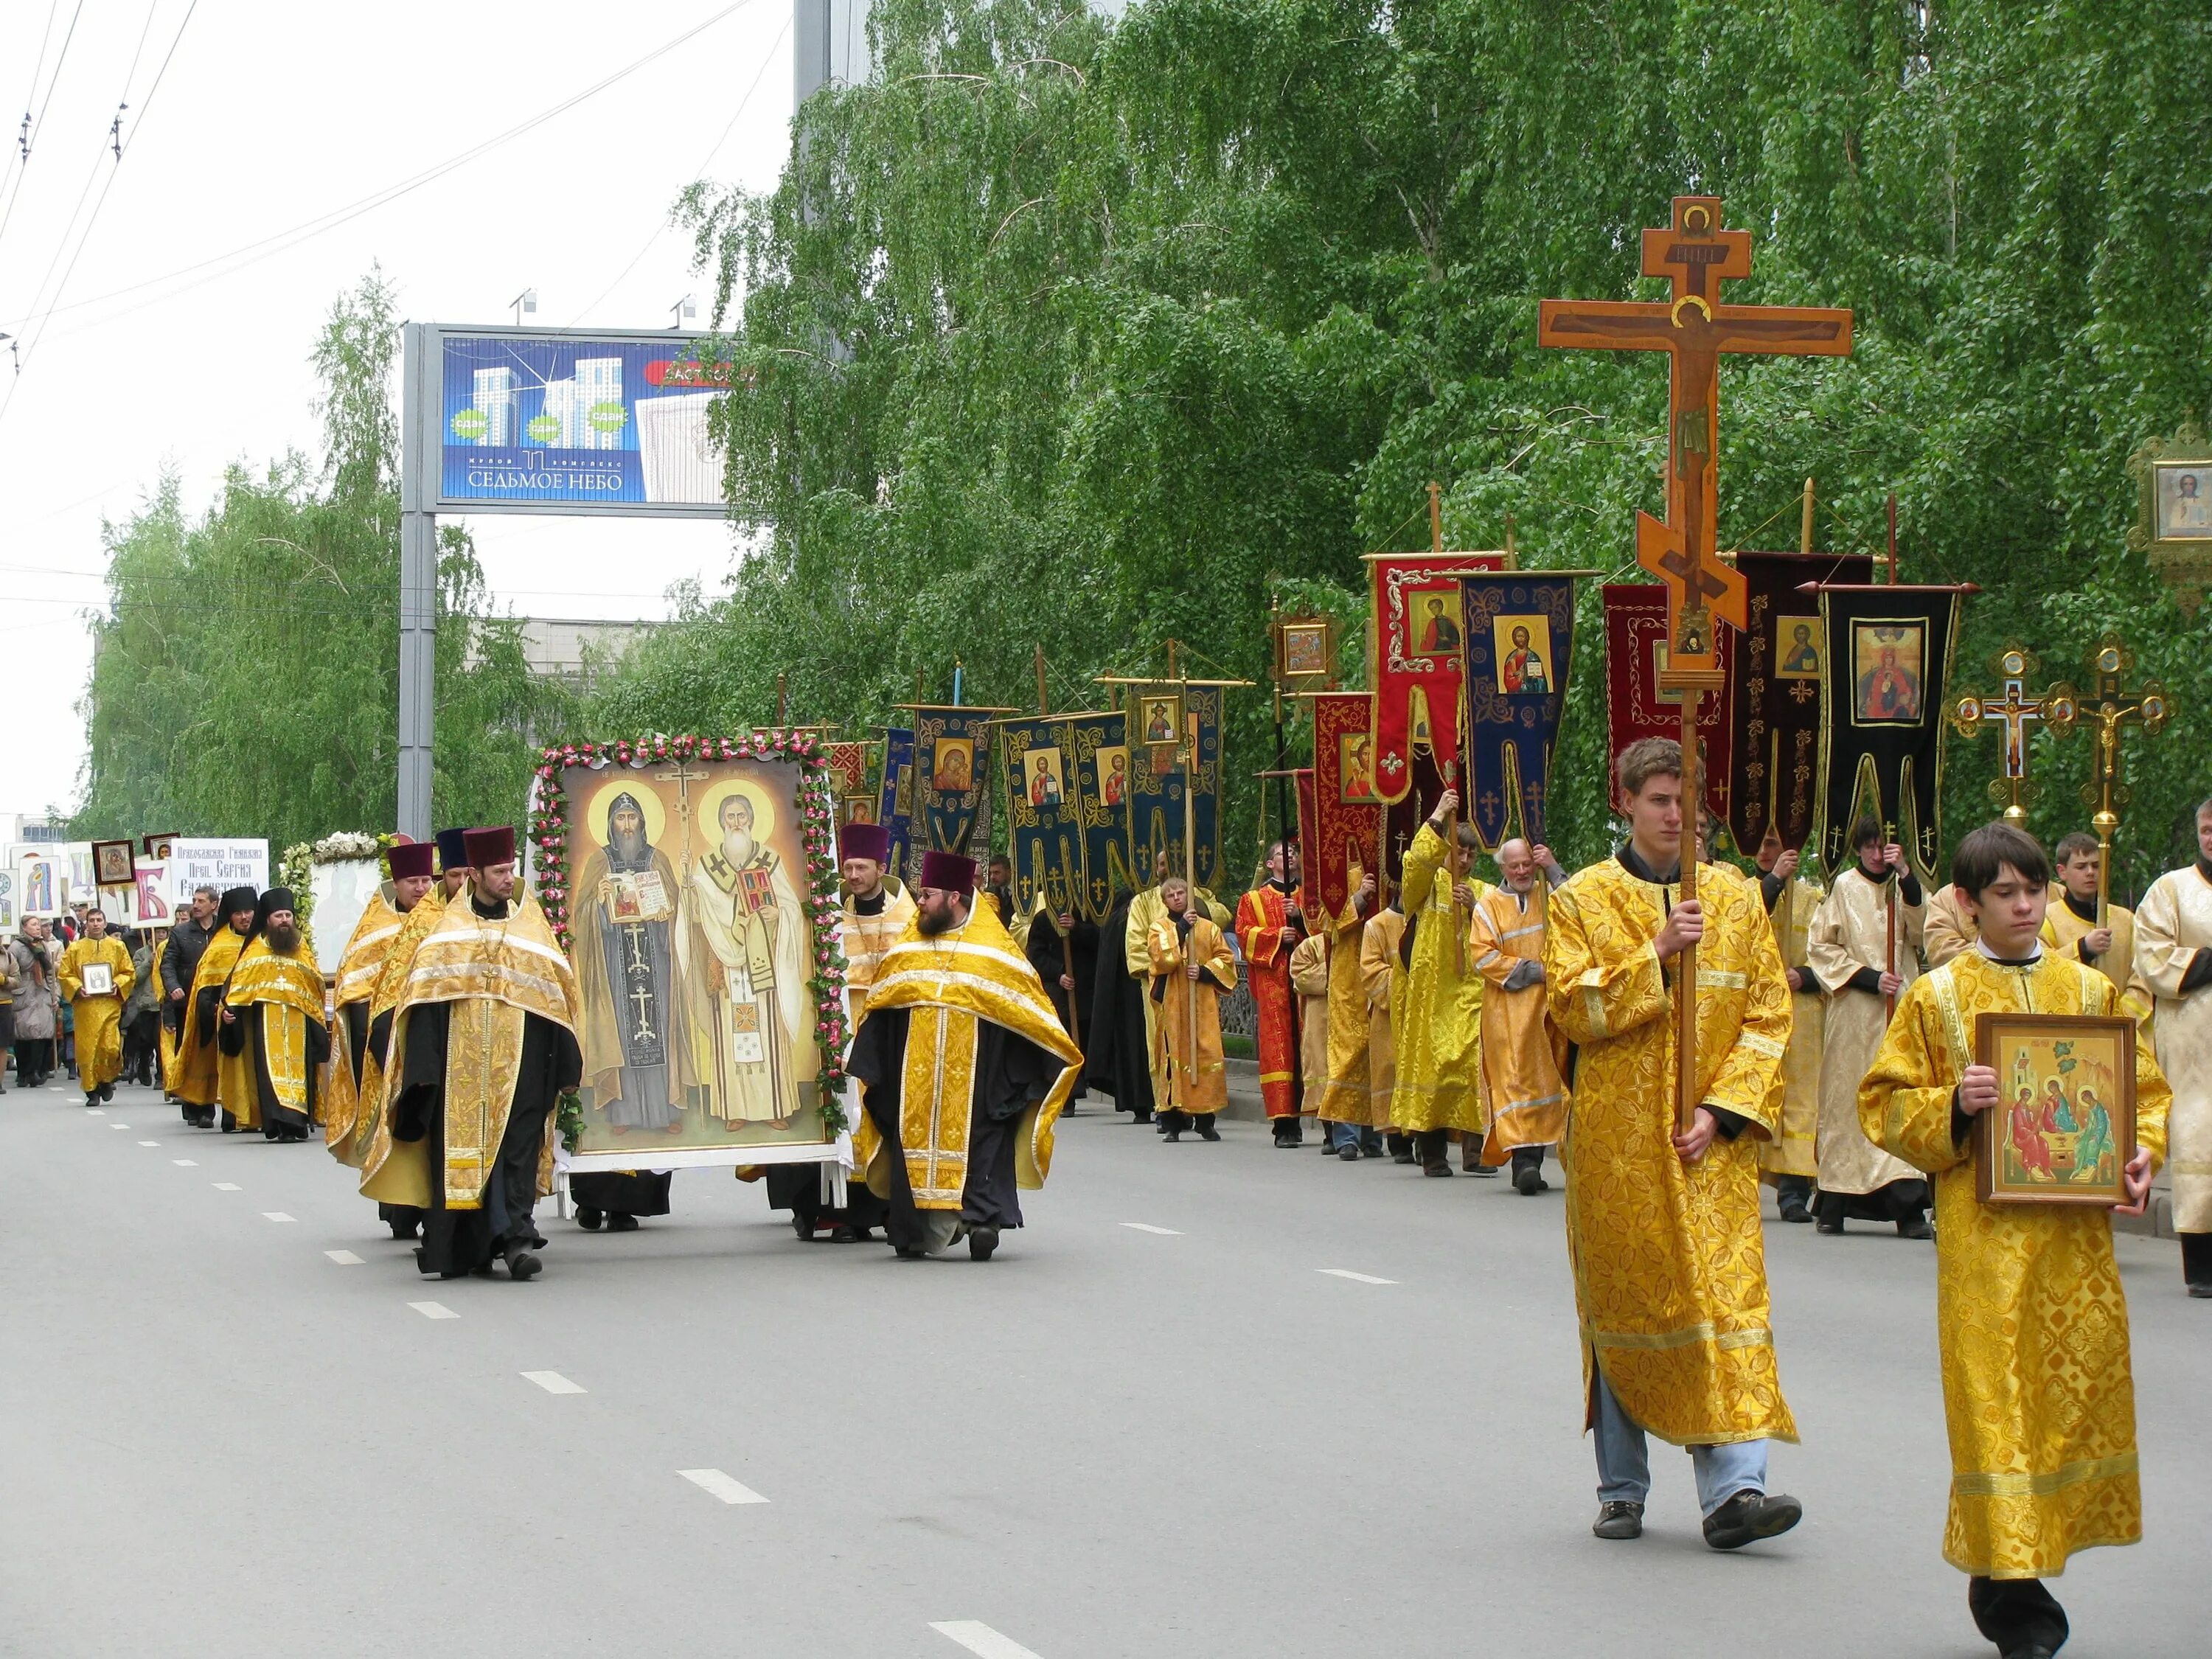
[529,731,850,1141]
[273,830,402,935]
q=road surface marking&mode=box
[522,1370,585,1394]
[173,1159,198,1166]
[212,1182,241,1192]
[1120,1222,1183,1236]
[137,1140,161,1147]
[110,1123,131,1130]
[678,1469,770,1504]
[262,1211,296,1223]
[930,1621,1044,1659]
[325,1250,364,1265]
[1318,1268,1397,1285]
[86,1108,103,1115]
[410,1301,459,1319]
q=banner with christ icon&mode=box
[1000,715,1087,921]
[876,726,918,882]
[1727,550,1874,855]
[1461,574,1576,849]
[1066,709,1133,919]
[1602,583,1732,816]
[1311,690,1382,923]
[1367,551,1507,803]
[1124,682,1224,892]
[542,744,842,1166]
[1815,586,1962,880]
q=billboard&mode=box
[426,327,734,514]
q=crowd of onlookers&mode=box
[2,902,165,1092]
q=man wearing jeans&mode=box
[1545,738,1804,1549]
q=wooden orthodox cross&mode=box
[2046,635,2171,926]
[1542,196,1852,1129]
[1949,645,2053,824]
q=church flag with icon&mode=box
[1460,573,1576,850]
[1815,585,1962,881]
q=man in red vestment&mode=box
[1234,839,1306,1147]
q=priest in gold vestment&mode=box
[2131,796,2212,1297]
[218,889,330,1142]
[849,850,1081,1259]
[1124,852,1231,1136]
[1472,838,1569,1193]
[353,859,456,1238]
[1806,818,1933,1236]
[1860,821,2166,1659]
[58,908,133,1107]
[324,841,437,1167]
[1753,830,1823,1222]
[175,887,256,1129]
[1147,874,1237,1140]
[1545,739,1802,1550]
[1305,870,1377,1156]
[1360,897,1407,1155]
[1389,789,1487,1175]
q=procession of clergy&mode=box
[58,740,2208,1659]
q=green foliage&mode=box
[73,271,568,849]
[594,0,2205,892]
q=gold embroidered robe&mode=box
[1471,883,1568,1158]
[1360,907,1406,1121]
[223,939,330,1130]
[857,902,1081,1209]
[838,880,916,1026]
[1858,952,2168,1577]
[1388,824,1485,1135]
[1545,855,1796,1447]
[1923,884,1978,970]
[1148,911,1236,1113]
[2132,865,2212,1232]
[58,936,134,1088]
[2041,890,2148,1015]
[1288,931,1332,1106]
[174,927,246,1108]
[325,894,405,1164]
[344,888,448,1169]
[1309,898,1374,1124]
[1808,867,1925,1196]
[1761,875,1825,1180]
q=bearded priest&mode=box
[849,850,1082,1261]
[360,827,583,1282]
[217,888,331,1142]
[324,840,437,1166]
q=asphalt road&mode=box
[4,1076,2206,1659]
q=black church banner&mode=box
[1068,709,1132,919]
[1461,573,1576,849]
[876,726,918,882]
[911,706,1001,859]
[1728,551,1874,855]
[1001,716,1086,919]
[1815,586,1961,882]
[1124,682,1224,893]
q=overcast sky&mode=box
[0,0,796,817]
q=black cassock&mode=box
[1083,893,1153,1121]
[217,998,329,1140]
[1023,908,1097,1102]
[389,987,582,1277]
[569,1169,673,1217]
[848,1004,1057,1251]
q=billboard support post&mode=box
[398,323,437,841]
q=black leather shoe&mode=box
[1896,1214,1934,1239]
[1422,1161,1454,1178]
[608,1214,639,1232]
[1196,1124,1220,1141]
[1338,1144,1360,1161]
[577,1208,605,1232]
[388,1218,419,1241]
[1591,1500,1644,1540]
[2187,1282,2212,1298]
[1164,1130,1182,1143]
[1815,1217,1843,1234]
[1702,1490,1802,1550]
[967,1226,999,1262]
[1392,1150,1416,1164]
[1514,1165,1548,1195]
[505,1248,543,1281]
[1776,1192,1812,1223]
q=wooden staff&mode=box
[1182,713,1200,1087]
[1034,644,1082,1040]
[1884,818,1899,1021]
[1675,690,1701,1135]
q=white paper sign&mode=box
[132,863,173,927]
[167,838,269,905]
[18,854,66,917]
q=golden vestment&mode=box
[1807,867,1925,1195]
[1761,876,1825,1180]
[360,888,582,1211]
[1859,951,2168,1577]
[1125,882,1231,1106]
[173,927,246,1108]
[341,888,448,1167]
[1471,883,1568,1158]
[1360,907,1406,1121]
[2041,891,2147,1015]
[1288,931,1331,1105]
[1147,911,1235,1113]
[324,895,404,1163]
[1923,884,1978,969]
[58,936,134,1089]
[223,939,330,1129]
[2132,865,2212,1232]
[1388,824,1485,1135]
[1309,899,1374,1124]
[859,902,1081,1209]
[1545,855,1796,1447]
[838,880,916,1025]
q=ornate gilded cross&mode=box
[2045,634,2171,924]
[653,758,714,877]
[1948,644,2054,823]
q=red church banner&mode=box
[1310,690,1382,923]
[1368,551,1507,803]
[1602,582,1732,818]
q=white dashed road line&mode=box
[137,1140,160,1147]
[212,1183,241,1192]
[325,1250,364,1265]
[1318,1268,1397,1285]
[173,1159,198,1166]
[262,1212,296,1223]
[521,1370,585,1394]
[409,1301,459,1319]
[678,1469,770,1505]
[930,1621,1045,1659]
[1120,1222,1182,1235]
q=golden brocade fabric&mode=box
[225,939,330,1120]
[1148,912,1236,1113]
[324,895,403,1161]
[174,928,246,1108]
[1858,952,2169,1579]
[1360,907,1405,1119]
[838,881,917,1024]
[861,901,1082,1211]
[2042,892,2148,1014]
[2132,866,2212,1232]
[1388,824,1486,1135]
[58,936,134,1089]
[1302,899,1373,1124]
[1761,877,1824,1180]
[346,888,449,1170]
[1545,855,1796,1447]
[1288,931,1332,1107]
[1471,883,1569,1158]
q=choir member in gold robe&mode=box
[1235,841,1307,1145]
[180,888,257,1130]
[1545,738,1802,1549]
[1149,875,1237,1141]
[1753,828,1823,1221]
[361,828,582,1281]
[1806,818,1933,1237]
[217,889,331,1142]
[1309,871,1378,1158]
[58,909,133,1107]
[2131,795,2212,1297]
[2040,831,2147,1011]
[1472,838,1569,1193]
[1860,821,2167,1658]
[1360,895,1408,1160]
[324,841,437,1167]
[1289,927,1331,1119]
[1124,854,1231,1135]
[1389,790,1486,1175]
[849,850,1081,1259]
[1924,883,1979,968]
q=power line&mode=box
[0,1,82,262]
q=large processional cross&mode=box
[1541,196,1853,1129]
[2046,635,2169,926]
[1950,645,2053,824]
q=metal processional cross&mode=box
[1950,645,2053,824]
[1540,195,1854,1130]
[2046,635,2171,925]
